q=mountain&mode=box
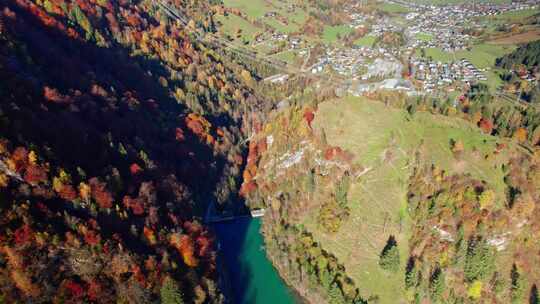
[0,0,264,302]
[241,91,540,303]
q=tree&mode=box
[379,236,400,273]
[467,280,482,300]
[430,267,445,301]
[335,173,350,208]
[514,127,528,143]
[160,278,184,304]
[328,282,345,304]
[478,189,495,210]
[530,284,538,304]
[511,264,526,304]
[464,238,494,282]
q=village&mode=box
[218,0,539,96]
[305,0,538,95]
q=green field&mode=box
[302,95,516,303]
[322,25,354,44]
[271,49,298,63]
[417,47,454,62]
[456,44,515,68]
[379,3,410,14]
[408,0,510,5]
[215,14,260,43]
[222,0,309,34]
[488,8,539,21]
[223,0,270,18]
[415,32,433,42]
[355,35,377,47]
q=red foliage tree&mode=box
[324,147,344,160]
[123,195,145,215]
[478,118,494,134]
[87,280,101,302]
[59,184,78,201]
[64,280,84,300]
[196,235,211,258]
[105,12,119,34]
[89,178,113,209]
[24,165,48,184]
[14,224,33,246]
[43,86,71,104]
[84,230,101,246]
[303,108,315,129]
[11,147,28,172]
[239,180,256,197]
[129,163,143,175]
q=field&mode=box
[222,0,309,29]
[215,14,260,44]
[322,25,354,44]
[270,49,298,63]
[456,44,515,68]
[488,28,540,45]
[415,32,433,42]
[222,0,270,18]
[408,0,510,5]
[302,96,516,303]
[488,8,539,21]
[355,35,377,47]
[217,0,311,54]
[417,47,454,62]
[379,3,409,14]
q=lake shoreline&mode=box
[212,217,298,304]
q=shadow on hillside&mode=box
[2,1,251,260]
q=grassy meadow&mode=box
[301,95,516,303]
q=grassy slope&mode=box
[419,44,515,67]
[408,0,510,5]
[215,14,260,42]
[415,32,433,42]
[322,25,354,44]
[355,35,377,47]
[379,3,410,14]
[301,96,516,303]
[223,0,309,33]
[223,0,270,18]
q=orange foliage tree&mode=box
[89,178,113,209]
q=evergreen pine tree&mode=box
[379,236,400,273]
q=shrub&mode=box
[467,280,482,300]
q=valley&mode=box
[0,0,539,303]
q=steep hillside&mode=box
[0,0,264,302]
[496,39,540,70]
[244,95,540,303]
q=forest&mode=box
[2,0,540,303]
[0,0,272,302]
[497,40,540,104]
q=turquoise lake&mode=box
[213,218,297,304]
